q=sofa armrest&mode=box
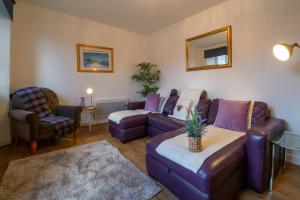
[56,105,82,129]
[9,109,37,122]
[127,101,145,110]
[246,118,285,193]
[9,109,39,141]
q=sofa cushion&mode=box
[156,125,246,173]
[145,93,160,112]
[162,95,179,116]
[108,110,150,124]
[158,97,166,113]
[196,98,211,121]
[109,114,147,129]
[178,89,204,109]
[215,100,251,132]
[251,101,269,126]
[207,99,269,127]
[207,99,219,124]
[40,115,74,135]
[171,98,192,120]
[147,113,185,132]
[156,89,171,113]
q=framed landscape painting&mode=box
[77,44,114,73]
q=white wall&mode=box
[147,0,300,164]
[11,2,147,105]
[0,1,11,146]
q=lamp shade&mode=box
[273,44,292,61]
[86,88,93,95]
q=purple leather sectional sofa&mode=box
[109,93,285,199]
[108,89,188,142]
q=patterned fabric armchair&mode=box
[9,87,82,154]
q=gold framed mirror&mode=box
[186,26,232,71]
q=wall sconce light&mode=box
[273,43,300,61]
[86,88,93,106]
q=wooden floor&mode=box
[0,124,299,200]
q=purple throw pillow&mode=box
[215,99,250,132]
[145,93,160,112]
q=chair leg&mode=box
[14,136,19,145]
[31,141,37,154]
[73,130,79,141]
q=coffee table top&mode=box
[82,106,96,112]
[272,131,300,151]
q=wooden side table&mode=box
[82,106,96,132]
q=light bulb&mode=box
[86,88,93,95]
[273,44,291,61]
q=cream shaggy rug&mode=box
[0,141,161,200]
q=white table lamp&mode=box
[86,88,93,106]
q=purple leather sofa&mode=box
[146,99,285,199]
[108,89,199,143]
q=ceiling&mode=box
[19,0,227,35]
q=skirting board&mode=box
[287,152,300,166]
[80,118,107,127]
[0,136,11,147]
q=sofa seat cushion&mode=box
[147,113,185,131]
[40,115,74,136]
[156,126,246,173]
[108,109,150,124]
[109,114,147,129]
[146,128,247,194]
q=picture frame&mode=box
[77,44,114,73]
[186,26,232,71]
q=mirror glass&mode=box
[186,26,232,71]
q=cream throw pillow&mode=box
[171,98,192,121]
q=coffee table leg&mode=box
[270,143,276,191]
[283,147,286,174]
[89,112,92,132]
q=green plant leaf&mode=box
[132,62,160,97]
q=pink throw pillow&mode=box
[214,99,250,132]
[145,93,160,112]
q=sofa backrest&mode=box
[41,88,59,114]
[205,99,269,127]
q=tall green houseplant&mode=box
[132,62,160,97]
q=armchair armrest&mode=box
[9,109,37,122]
[9,109,39,141]
[246,118,285,193]
[127,101,145,110]
[56,105,82,129]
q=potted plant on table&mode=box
[132,62,160,98]
[186,108,206,152]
